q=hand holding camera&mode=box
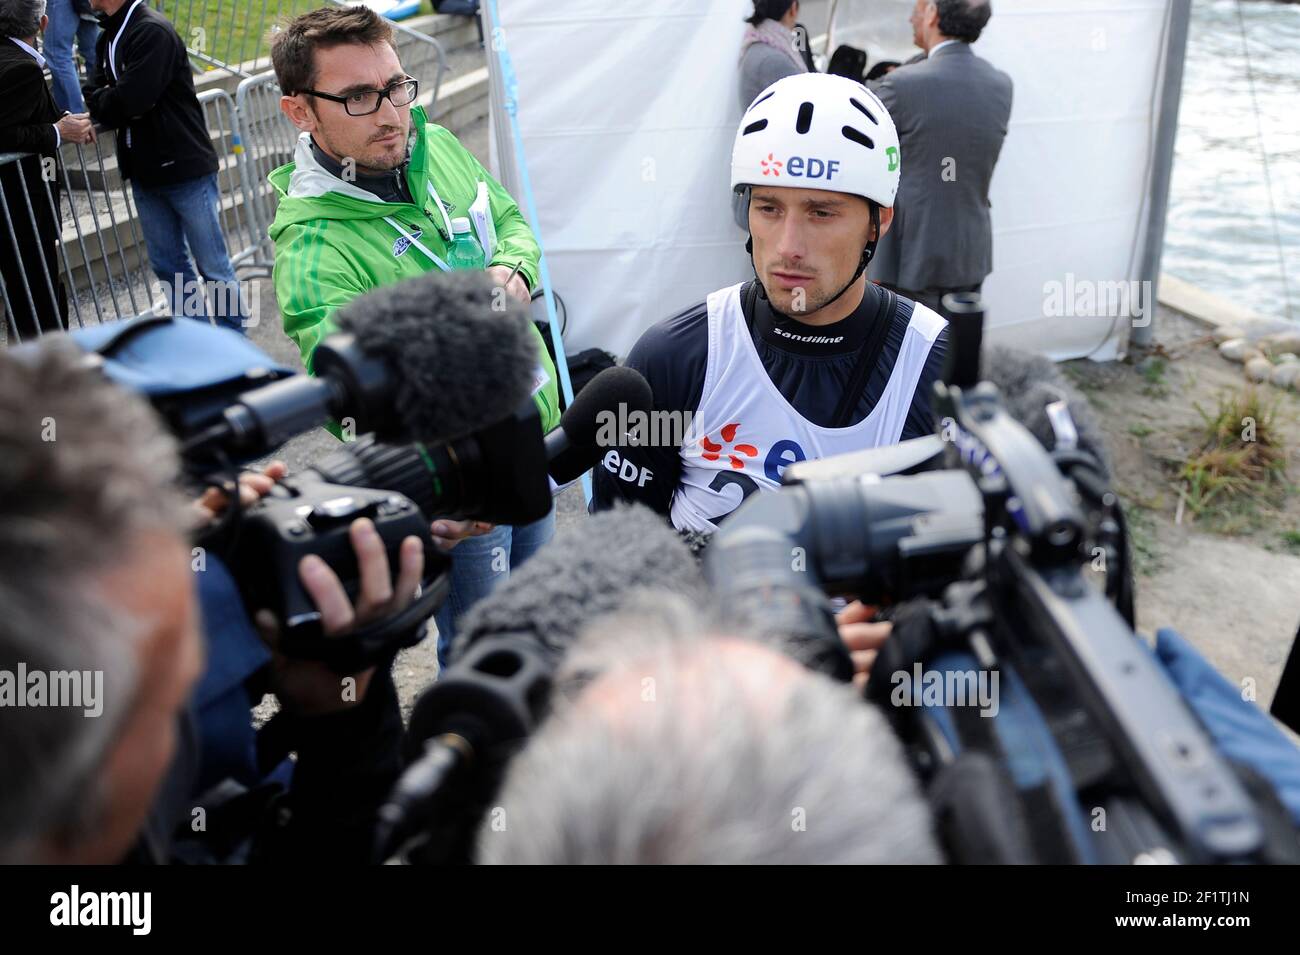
[254,517,424,716]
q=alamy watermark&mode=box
[153,273,260,329]
[1042,273,1152,328]
[50,885,151,935]
[889,663,1000,718]
[0,664,103,717]
[595,403,694,448]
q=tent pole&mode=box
[1131,0,1192,350]
[482,0,587,501]
[824,0,839,60]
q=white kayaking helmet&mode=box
[732,72,901,206]
[732,73,901,310]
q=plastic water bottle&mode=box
[447,217,485,271]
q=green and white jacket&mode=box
[268,106,560,432]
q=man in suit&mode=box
[0,0,94,340]
[868,0,1012,315]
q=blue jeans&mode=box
[44,0,100,114]
[131,173,249,331]
[433,509,556,668]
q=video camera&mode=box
[214,406,560,672]
[704,294,1286,864]
[41,270,568,672]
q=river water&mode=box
[1165,0,1299,322]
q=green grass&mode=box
[1122,496,1162,576]
[1178,387,1288,531]
[1276,530,1300,555]
[1128,423,1154,438]
[1139,357,1168,398]
[159,0,438,71]
[1061,363,1102,393]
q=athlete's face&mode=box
[280,41,412,176]
[749,186,893,322]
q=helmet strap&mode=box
[748,201,880,319]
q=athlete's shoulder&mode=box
[625,299,711,413]
[902,297,948,344]
[628,299,708,366]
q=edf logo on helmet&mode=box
[759,152,841,181]
[733,73,902,209]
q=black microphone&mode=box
[979,344,1110,475]
[307,366,654,525]
[196,270,540,459]
[543,366,653,484]
[374,504,701,861]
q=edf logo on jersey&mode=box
[759,152,840,181]
[697,423,808,483]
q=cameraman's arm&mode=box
[254,519,423,863]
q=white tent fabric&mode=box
[486,0,754,359]
[488,0,1176,362]
[830,0,1172,361]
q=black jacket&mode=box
[0,39,62,155]
[0,40,69,338]
[83,1,218,187]
[125,665,407,865]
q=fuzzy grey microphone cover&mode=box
[451,504,705,664]
[333,269,539,443]
[981,344,1111,475]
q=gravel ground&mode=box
[1064,306,1300,711]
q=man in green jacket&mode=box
[268,5,559,662]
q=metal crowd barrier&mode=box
[233,71,299,274]
[2,6,450,342]
[0,87,264,342]
[155,0,321,77]
[200,86,269,275]
[1,131,157,343]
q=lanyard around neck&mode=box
[383,216,451,272]
[423,180,455,241]
[384,177,484,272]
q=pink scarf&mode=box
[739,18,808,72]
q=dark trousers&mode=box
[0,157,68,341]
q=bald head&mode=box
[478,594,940,864]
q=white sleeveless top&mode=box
[670,282,947,532]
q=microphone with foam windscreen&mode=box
[373,504,701,862]
[187,269,540,462]
[307,365,654,526]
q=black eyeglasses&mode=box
[299,77,419,116]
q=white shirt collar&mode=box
[9,36,46,69]
[929,39,964,57]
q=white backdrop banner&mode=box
[489,0,754,359]
[491,0,1176,362]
